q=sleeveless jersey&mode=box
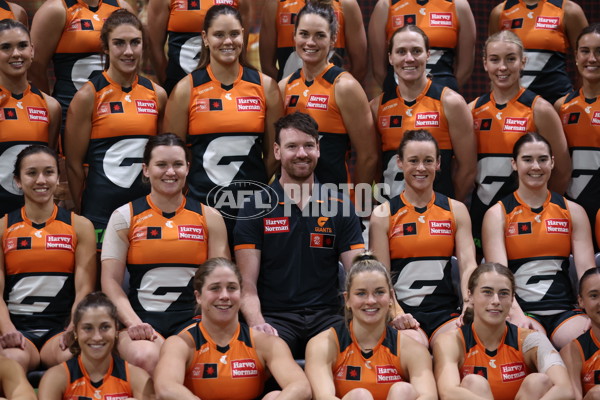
[0,84,51,215]
[500,191,574,314]
[386,0,459,87]
[497,0,570,103]
[460,322,531,400]
[376,80,454,198]
[82,72,159,228]
[187,65,268,217]
[283,64,350,187]
[387,192,458,313]
[2,206,76,330]
[574,329,600,396]
[125,195,208,335]
[183,322,266,400]
[275,0,346,80]
[0,0,15,19]
[53,0,121,115]
[63,355,133,400]
[559,90,600,228]
[470,88,539,239]
[332,321,405,400]
[164,0,239,93]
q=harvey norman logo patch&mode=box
[414,112,440,127]
[136,100,158,115]
[501,362,526,382]
[264,217,290,233]
[502,117,528,132]
[46,235,73,250]
[236,96,262,112]
[178,225,205,241]
[376,365,402,383]
[105,394,129,400]
[535,16,560,30]
[592,111,600,126]
[429,220,452,235]
[429,12,453,27]
[545,219,569,234]
[306,95,329,110]
[231,359,259,378]
[27,107,48,123]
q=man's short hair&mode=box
[274,112,320,144]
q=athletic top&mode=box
[183,322,266,400]
[234,179,365,311]
[574,329,600,396]
[123,195,208,335]
[52,0,121,114]
[274,0,346,80]
[63,355,133,400]
[385,0,459,88]
[460,322,531,400]
[332,321,405,400]
[0,0,15,19]
[500,191,574,314]
[81,72,159,228]
[387,191,457,313]
[470,89,539,239]
[559,90,600,227]
[0,84,51,216]
[375,79,453,198]
[164,0,239,93]
[186,65,268,216]
[497,0,571,103]
[2,205,76,330]
[283,64,350,187]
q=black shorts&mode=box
[262,306,343,359]
[21,327,64,350]
[527,309,584,337]
[407,307,461,338]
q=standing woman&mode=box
[489,0,588,104]
[371,25,476,202]
[0,145,96,371]
[370,130,478,346]
[0,19,60,216]
[154,258,312,400]
[434,263,574,400]
[38,292,155,400]
[556,24,600,248]
[65,9,167,250]
[470,30,570,251]
[164,4,282,231]
[482,133,595,349]
[368,0,476,91]
[101,134,230,374]
[305,253,438,400]
[260,0,367,82]
[281,1,377,200]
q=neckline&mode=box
[21,204,58,226]
[207,64,243,89]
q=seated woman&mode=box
[560,267,600,400]
[154,257,311,400]
[38,292,154,400]
[434,263,574,400]
[305,253,437,400]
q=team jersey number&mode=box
[138,267,195,312]
[394,259,446,307]
[203,136,258,187]
[567,149,600,200]
[475,156,514,205]
[514,259,561,302]
[7,275,69,314]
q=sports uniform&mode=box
[2,205,75,348]
[0,84,52,216]
[387,191,459,336]
[331,321,405,400]
[183,322,266,400]
[573,329,600,396]
[385,0,460,90]
[275,0,346,80]
[460,322,531,400]
[81,72,159,247]
[559,89,600,245]
[470,88,539,246]
[233,178,364,357]
[164,0,239,94]
[283,64,351,187]
[496,0,571,103]
[0,0,15,19]
[375,79,454,199]
[52,0,121,120]
[115,195,209,337]
[500,191,577,333]
[62,355,133,399]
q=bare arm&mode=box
[155,83,168,133]
[340,0,367,83]
[442,89,476,203]
[64,84,94,213]
[163,76,191,139]
[146,0,170,84]
[154,335,199,400]
[541,364,576,400]
[38,364,68,400]
[129,364,156,400]
[44,93,61,150]
[368,0,390,89]
[564,1,588,52]
[568,200,596,280]
[401,333,438,400]
[204,205,231,259]
[262,73,284,178]
[451,200,478,303]
[488,3,504,36]
[369,202,391,270]
[305,330,341,400]
[560,341,584,400]
[339,248,364,273]
[259,0,279,80]
[8,2,28,28]
[0,219,24,350]
[533,97,571,194]
[238,0,252,50]
[454,0,476,89]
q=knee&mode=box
[119,341,160,374]
[516,373,553,399]
[584,386,600,400]
[1,348,37,371]
[343,388,374,400]
[460,374,493,398]
[388,382,418,400]
[400,329,429,347]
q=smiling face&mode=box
[195,265,241,325]
[76,306,117,361]
[105,23,143,74]
[275,127,320,182]
[470,271,513,326]
[294,12,334,67]
[576,32,600,84]
[511,140,554,190]
[15,152,58,205]
[579,273,600,328]
[388,30,429,83]
[397,139,440,192]
[484,40,525,91]
[202,13,243,66]
[0,27,33,80]
[345,270,392,326]
[143,145,189,197]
